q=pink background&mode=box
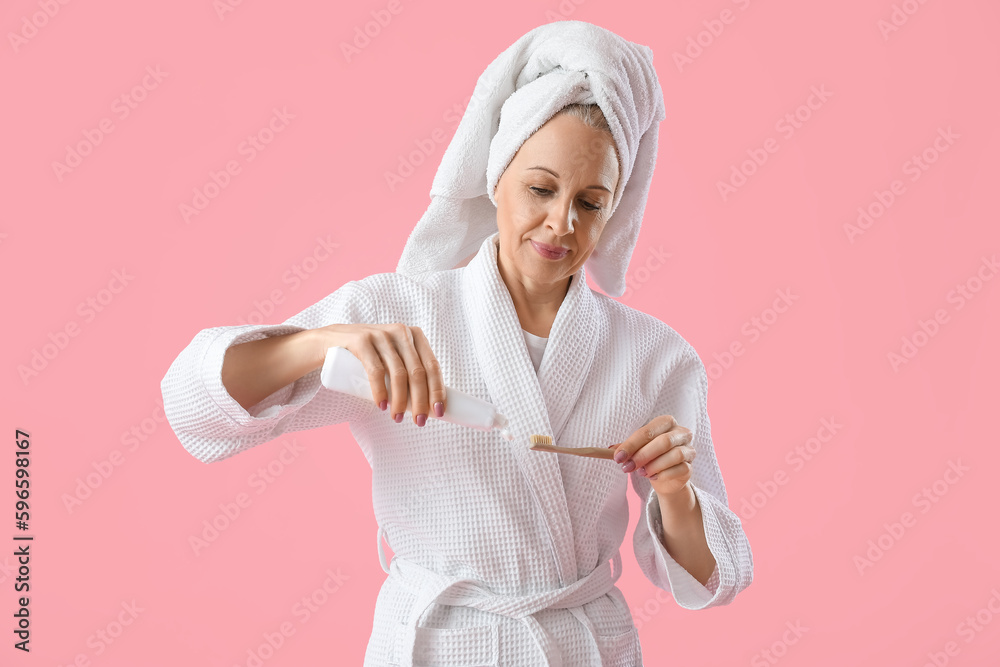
[4,0,999,664]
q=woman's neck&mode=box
[498,263,572,338]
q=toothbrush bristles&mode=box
[529,434,552,447]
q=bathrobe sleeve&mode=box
[630,348,754,610]
[161,280,379,464]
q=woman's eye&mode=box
[529,187,600,212]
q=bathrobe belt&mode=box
[379,525,624,666]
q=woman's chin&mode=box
[518,260,573,285]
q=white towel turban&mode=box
[395,20,666,298]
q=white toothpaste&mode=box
[320,346,514,440]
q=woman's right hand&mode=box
[315,323,446,427]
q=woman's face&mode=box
[494,113,620,291]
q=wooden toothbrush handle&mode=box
[546,445,617,459]
[575,447,618,459]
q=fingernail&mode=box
[416,414,426,427]
[638,467,646,477]
[394,413,403,423]
[434,402,444,418]
[614,451,627,464]
[379,399,388,411]
[621,460,636,473]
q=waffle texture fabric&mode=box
[161,231,752,666]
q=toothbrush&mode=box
[528,434,617,460]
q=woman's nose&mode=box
[546,197,577,235]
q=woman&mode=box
[161,20,753,666]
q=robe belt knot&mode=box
[390,549,623,666]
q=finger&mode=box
[373,328,409,423]
[648,459,693,483]
[622,427,689,473]
[350,334,389,411]
[390,324,430,426]
[640,444,695,478]
[614,415,677,464]
[411,327,446,419]
[631,427,689,470]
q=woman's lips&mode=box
[531,240,569,260]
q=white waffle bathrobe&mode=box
[161,232,753,666]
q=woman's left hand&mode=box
[611,415,695,497]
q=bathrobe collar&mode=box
[461,232,600,585]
